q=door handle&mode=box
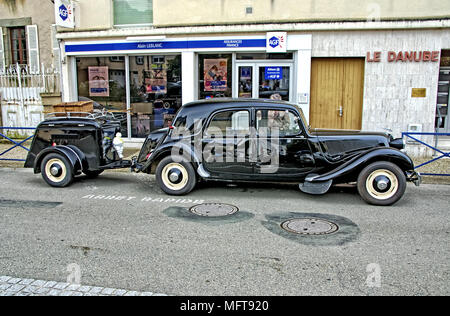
[338,106,343,117]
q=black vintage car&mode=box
[135,99,421,206]
[25,99,421,206]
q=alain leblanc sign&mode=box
[65,39,268,54]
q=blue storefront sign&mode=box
[264,67,283,80]
[65,39,267,54]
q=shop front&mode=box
[63,34,312,140]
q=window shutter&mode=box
[51,25,60,70]
[26,25,40,73]
[0,27,5,72]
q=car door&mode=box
[254,108,315,179]
[202,108,254,177]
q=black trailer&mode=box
[24,112,134,187]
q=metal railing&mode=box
[0,127,36,162]
[402,132,450,177]
[0,63,60,104]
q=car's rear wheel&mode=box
[41,153,74,187]
[156,156,197,195]
[357,161,406,206]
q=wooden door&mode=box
[310,58,365,130]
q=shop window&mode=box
[129,55,182,138]
[76,57,128,136]
[198,54,233,100]
[258,66,291,101]
[113,0,153,26]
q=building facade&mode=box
[0,0,60,130]
[53,0,450,156]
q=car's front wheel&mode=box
[155,156,197,195]
[357,161,407,206]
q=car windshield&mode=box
[298,108,310,134]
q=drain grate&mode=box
[189,203,239,217]
[281,218,339,235]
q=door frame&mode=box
[233,60,294,102]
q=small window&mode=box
[110,56,125,62]
[114,0,153,26]
[9,27,27,65]
[256,109,301,136]
[152,56,165,64]
[135,56,144,65]
[206,110,250,136]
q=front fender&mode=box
[307,148,414,183]
[34,146,85,174]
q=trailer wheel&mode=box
[357,161,406,206]
[41,153,74,187]
[156,156,196,195]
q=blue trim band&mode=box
[65,39,267,53]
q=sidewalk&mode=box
[0,276,167,296]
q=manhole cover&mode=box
[189,203,239,217]
[281,218,339,235]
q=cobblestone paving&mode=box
[0,276,167,296]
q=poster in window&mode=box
[204,59,228,91]
[146,63,167,94]
[88,66,110,97]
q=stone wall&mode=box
[311,28,450,156]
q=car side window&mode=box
[206,110,250,137]
[256,109,301,136]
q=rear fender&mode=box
[307,148,414,183]
[140,142,201,174]
[34,145,85,174]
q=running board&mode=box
[299,180,333,195]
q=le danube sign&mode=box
[55,0,75,29]
[367,51,440,63]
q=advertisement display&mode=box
[204,59,228,91]
[88,66,110,97]
[146,63,167,94]
[265,67,283,80]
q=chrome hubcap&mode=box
[375,176,390,191]
[366,169,398,200]
[169,168,183,183]
[161,163,188,191]
[50,165,62,177]
[45,159,67,183]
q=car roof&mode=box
[182,98,301,111]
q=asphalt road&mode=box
[0,167,449,296]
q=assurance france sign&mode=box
[55,0,75,29]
